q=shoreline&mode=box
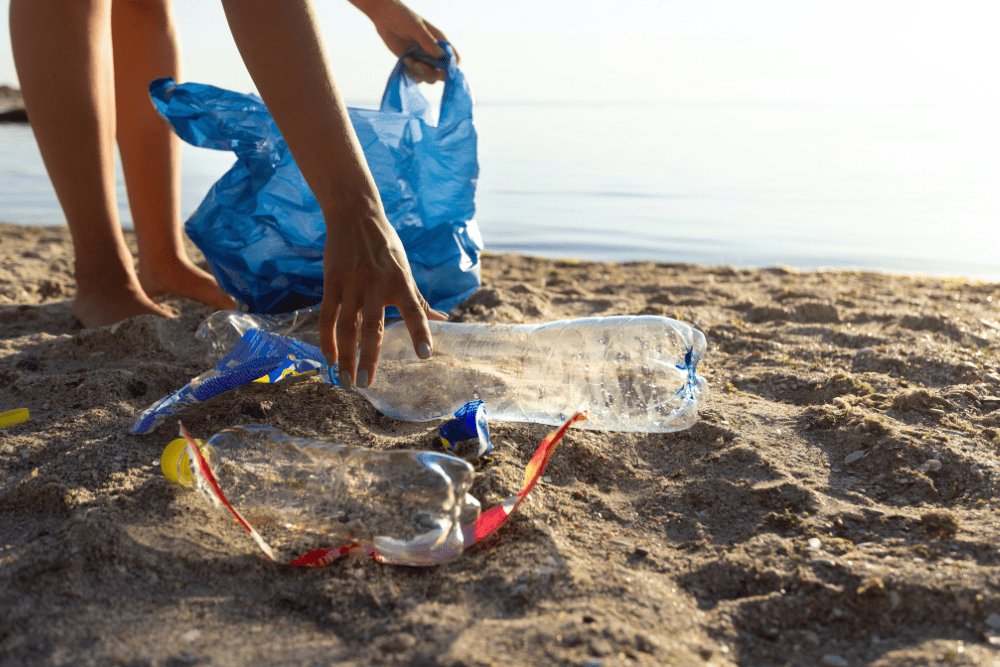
[0,85,27,123]
[3,222,1000,665]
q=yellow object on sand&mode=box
[161,437,216,486]
[0,408,29,429]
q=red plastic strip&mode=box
[467,409,588,546]
[179,423,279,561]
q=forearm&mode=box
[345,0,378,19]
[220,0,380,221]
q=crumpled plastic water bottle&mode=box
[161,425,480,565]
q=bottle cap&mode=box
[161,437,214,486]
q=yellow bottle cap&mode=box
[0,408,29,429]
[161,437,215,486]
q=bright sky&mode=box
[1,0,998,103]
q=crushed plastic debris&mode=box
[439,400,492,457]
[131,330,324,434]
[171,408,587,566]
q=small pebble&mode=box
[820,655,848,667]
[182,629,201,643]
[844,450,867,464]
[381,632,417,653]
[984,613,1000,630]
[918,459,942,473]
[808,538,822,549]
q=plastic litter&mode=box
[149,41,481,316]
[350,316,707,432]
[135,314,706,435]
[131,329,324,434]
[0,408,29,429]
[197,307,322,363]
[439,399,492,457]
[163,424,480,565]
[169,408,586,566]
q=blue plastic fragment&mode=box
[439,400,492,457]
[130,329,325,434]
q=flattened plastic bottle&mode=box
[161,425,480,565]
[359,316,708,432]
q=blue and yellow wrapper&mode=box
[439,400,492,457]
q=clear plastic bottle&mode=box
[359,316,707,432]
[161,425,480,565]
[195,310,708,432]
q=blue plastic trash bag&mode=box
[149,42,481,315]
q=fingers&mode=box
[396,289,435,363]
[403,56,445,84]
[400,16,450,84]
[319,290,340,370]
[334,295,362,388]
[323,269,439,388]
[423,21,459,65]
[355,298,386,389]
[411,18,445,62]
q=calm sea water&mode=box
[2,101,999,281]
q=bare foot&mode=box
[72,282,173,328]
[138,257,237,312]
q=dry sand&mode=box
[2,221,1000,666]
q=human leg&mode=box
[110,0,234,312]
[9,0,171,327]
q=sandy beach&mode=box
[2,221,1000,666]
